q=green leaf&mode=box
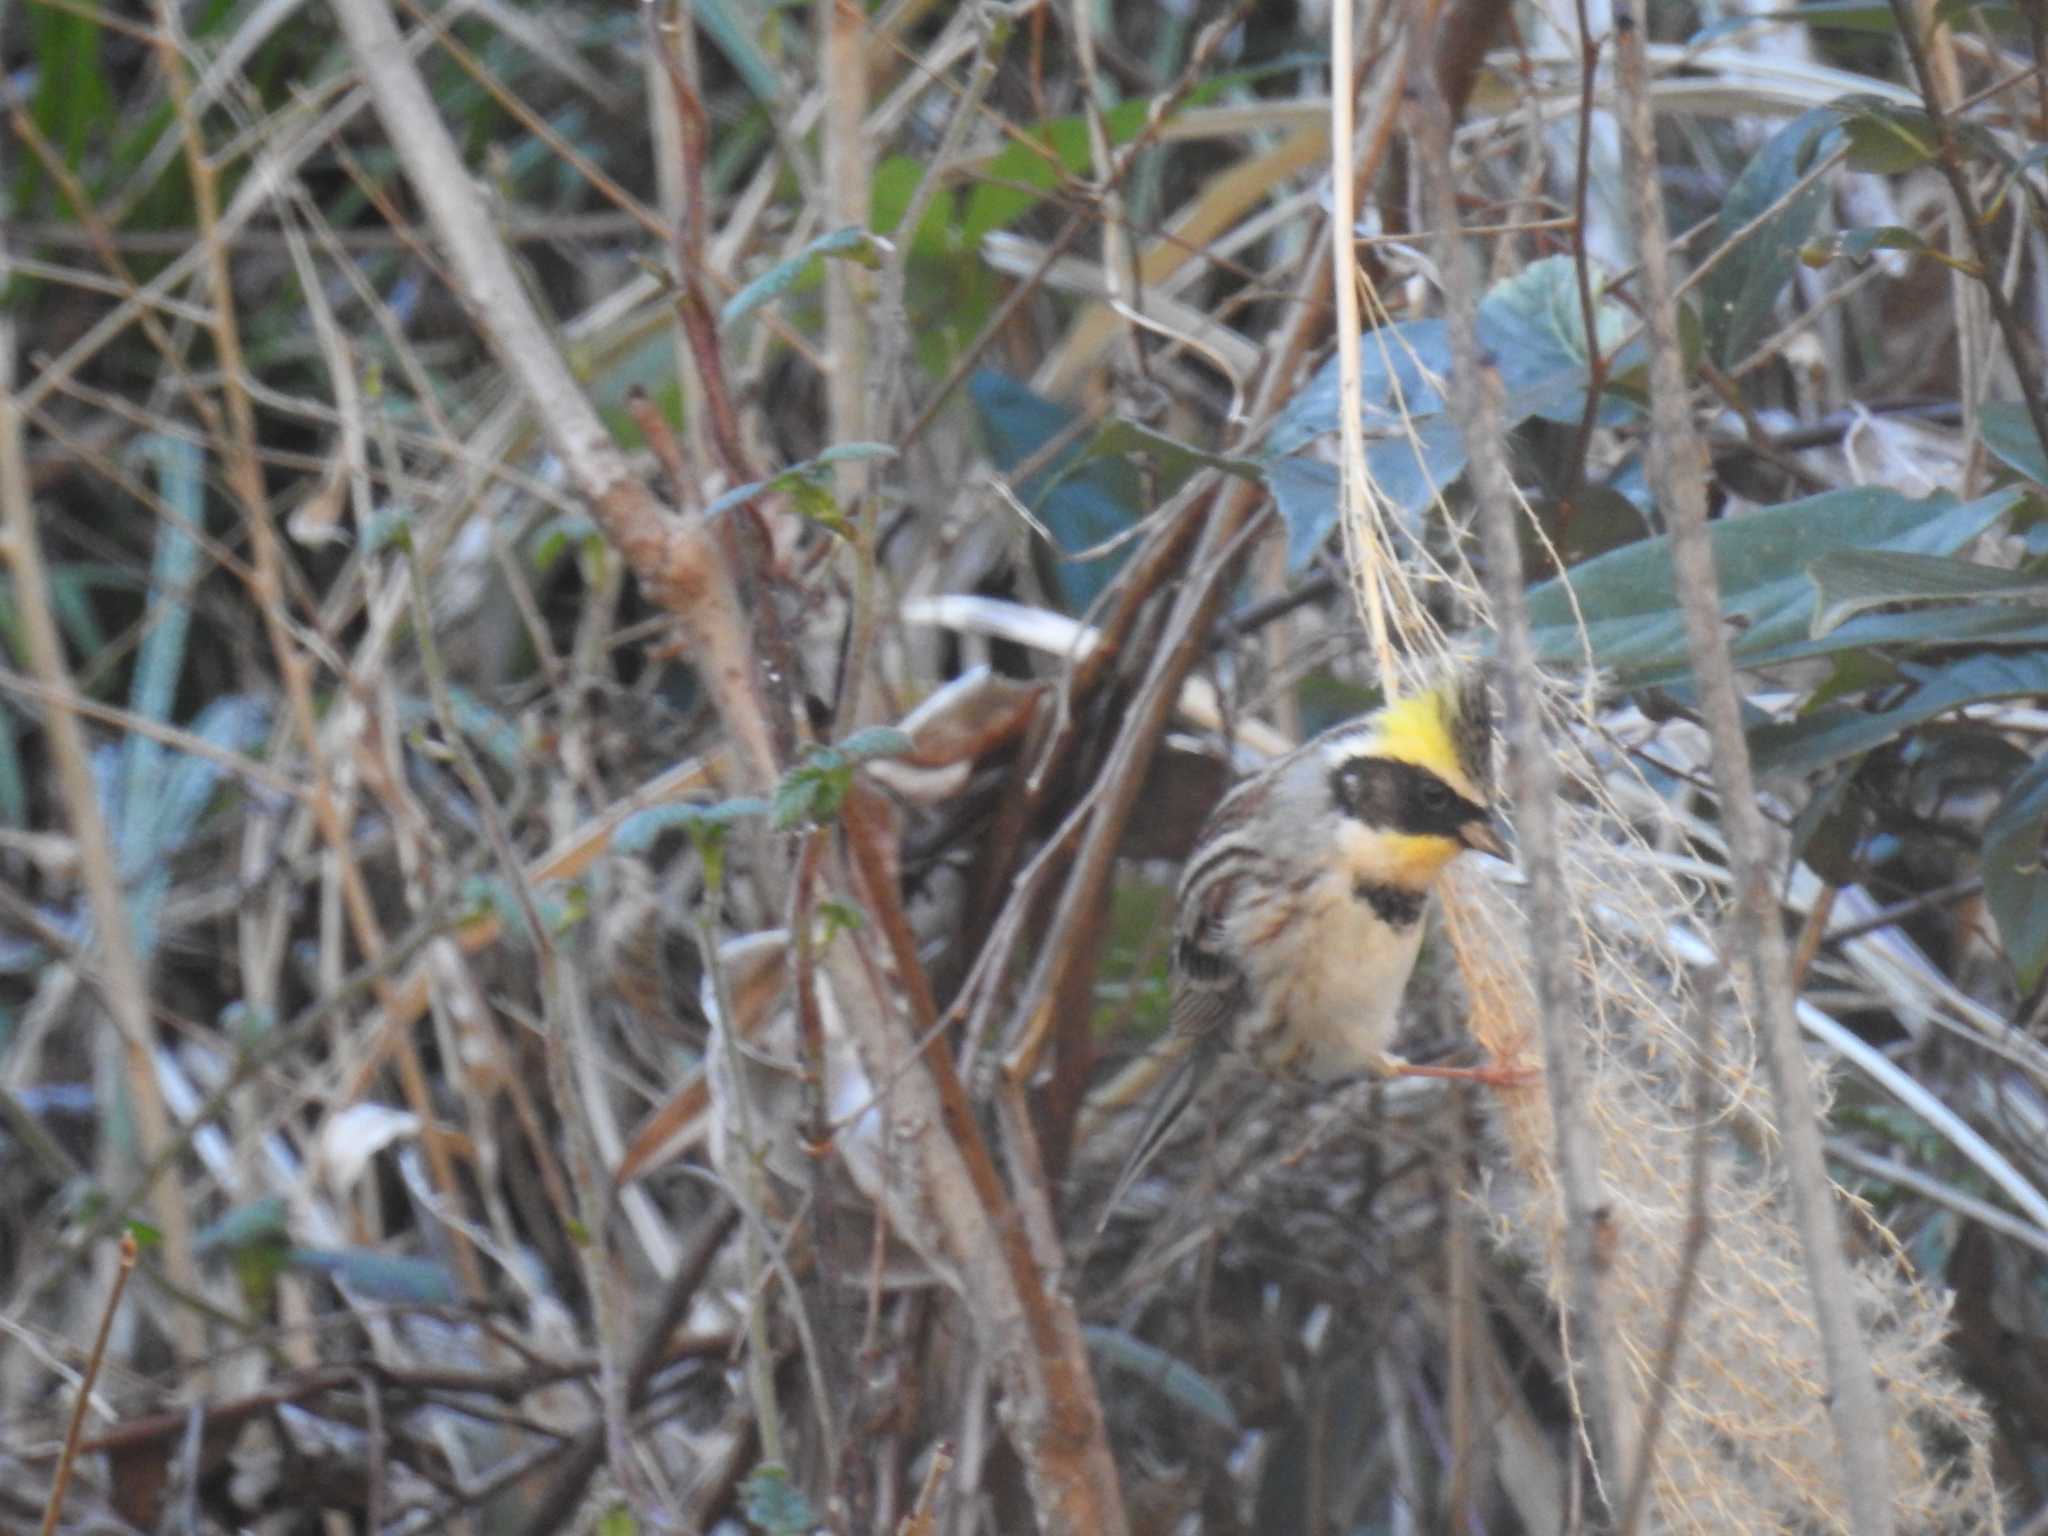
[1802,224,1928,267]
[969,371,1143,612]
[722,227,889,327]
[817,899,864,942]
[772,756,853,830]
[1261,258,1639,569]
[740,1463,818,1536]
[1064,418,1265,495]
[1084,1324,1240,1432]
[695,0,784,105]
[595,1506,639,1536]
[1983,753,2048,989]
[1808,549,2048,637]
[1750,652,2048,776]
[1525,486,2019,687]
[196,1196,290,1255]
[703,443,899,529]
[836,726,915,762]
[615,798,771,853]
[1835,96,1940,174]
[1700,111,1840,367]
[1982,401,2048,488]
[959,99,1155,249]
[1480,255,1633,397]
[27,6,112,178]
[286,1248,460,1307]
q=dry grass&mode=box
[3,0,2045,1531]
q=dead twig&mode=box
[39,1233,137,1536]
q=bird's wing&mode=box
[1095,915,1252,1227]
[1171,864,1255,1047]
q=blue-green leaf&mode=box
[1526,486,2019,686]
[836,726,914,762]
[287,1247,460,1307]
[1982,401,2048,488]
[722,227,888,328]
[1983,753,2048,990]
[1699,111,1840,367]
[197,1196,290,1255]
[615,797,772,855]
[969,371,1141,612]
[1085,1324,1240,1432]
[1261,259,1639,569]
[739,1463,818,1536]
[1751,652,2048,777]
[1808,549,2048,637]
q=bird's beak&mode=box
[1460,816,1510,861]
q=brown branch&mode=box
[39,1233,136,1536]
[837,789,1128,1536]
[1885,0,2048,470]
[330,0,781,794]
[514,1203,740,1536]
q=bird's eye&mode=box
[1420,779,1453,811]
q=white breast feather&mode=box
[1262,865,1425,1079]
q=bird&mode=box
[1097,671,1519,1221]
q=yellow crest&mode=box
[1372,675,1493,802]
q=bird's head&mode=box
[1319,673,1509,887]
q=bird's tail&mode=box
[1092,1033,1217,1234]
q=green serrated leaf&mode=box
[1809,549,2048,637]
[1984,753,2048,989]
[771,757,854,830]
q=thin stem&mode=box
[1885,0,2048,469]
[1413,38,1623,1500]
[1614,8,1897,1530]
